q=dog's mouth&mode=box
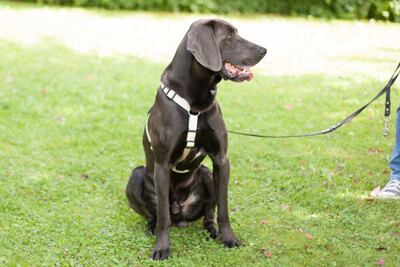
[222,62,253,82]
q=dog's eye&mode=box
[226,34,232,39]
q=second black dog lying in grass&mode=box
[126,18,266,260]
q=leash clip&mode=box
[323,127,335,140]
[383,116,390,136]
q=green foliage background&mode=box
[12,0,400,22]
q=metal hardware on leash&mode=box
[383,116,390,136]
[323,128,335,140]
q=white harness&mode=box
[146,84,200,173]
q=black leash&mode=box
[228,61,400,139]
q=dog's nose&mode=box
[258,46,267,57]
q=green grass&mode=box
[1,36,400,265]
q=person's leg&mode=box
[380,105,400,199]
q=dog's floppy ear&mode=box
[187,22,222,72]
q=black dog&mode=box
[126,18,266,260]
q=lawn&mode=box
[1,8,400,267]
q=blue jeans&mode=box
[390,105,400,182]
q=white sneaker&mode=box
[379,179,400,199]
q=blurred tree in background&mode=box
[18,0,400,22]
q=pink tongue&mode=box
[247,72,253,81]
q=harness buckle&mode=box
[383,116,390,137]
[188,110,200,117]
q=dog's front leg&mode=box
[212,156,242,248]
[151,162,172,260]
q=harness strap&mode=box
[145,84,200,173]
[145,112,152,149]
[162,84,191,112]
[161,84,200,149]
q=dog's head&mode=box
[187,19,266,82]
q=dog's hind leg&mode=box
[197,166,218,239]
[177,165,218,238]
[203,203,218,239]
[126,166,157,236]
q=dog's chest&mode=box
[174,147,206,173]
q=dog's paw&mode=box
[150,244,171,260]
[206,226,218,239]
[146,221,156,236]
[221,236,242,248]
[146,228,155,237]
[174,220,189,228]
[219,230,242,248]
